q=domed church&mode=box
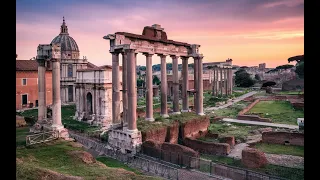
[51,17,97,103]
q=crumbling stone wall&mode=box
[241,148,268,168]
[183,137,230,155]
[180,116,210,139]
[165,120,179,144]
[262,131,304,146]
[141,140,199,168]
[142,126,167,143]
[237,115,272,122]
[238,99,260,115]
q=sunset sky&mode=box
[16,0,304,68]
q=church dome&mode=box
[51,17,79,52]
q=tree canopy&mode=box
[235,69,255,87]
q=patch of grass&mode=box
[208,121,265,142]
[16,127,30,147]
[277,91,303,95]
[97,157,142,175]
[211,101,251,118]
[254,143,304,157]
[137,112,206,132]
[201,154,304,180]
[246,101,304,125]
[16,140,159,180]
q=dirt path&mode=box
[222,118,298,130]
[265,154,304,169]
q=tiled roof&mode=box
[16,60,52,71]
[115,32,191,47]
[87,61,98,69]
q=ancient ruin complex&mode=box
[103,24,205,153]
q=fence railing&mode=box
[26,131,59,146]
[141,146,291,180]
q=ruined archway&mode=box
[86,92,93,115]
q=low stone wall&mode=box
[262,131,304,146]
[238,99,260,115]
[180,116,210,139]
[237,115,272,122]
[142,140,200,168]
[220,136,235,148]
[183,137,230,155]
[241,148,268,168]
[142,126,167,143]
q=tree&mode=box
[139,66,146,71]
[137,79,144,87]
[288,55,304,79]
[235,69,255,87]
[153,75,161,85]
[276,64,294,70]
[254,74,261,81]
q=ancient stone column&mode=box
[51,58,63,128]
[159,54,169,118]
[122,52,128,125]
[171,55,181,114]
[144,53,154,121]
[212,68,215,96]
[193,58,199,112]
[215,68,218,96]
[126,49,138,132]
[181,56,189,112]
[37,59,47,121]
[196,56,204,115]
[220,68,223,95]
[224,68,228,95]
[229,68,233,94]
[112,52,121,124]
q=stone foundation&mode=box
[29,120,70,139]
[262,131,304,146]
[241,148,268,168]
[108,129,142,154]
[183,137,230,155]
[180,116,210,139]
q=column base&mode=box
[197,112,206,116]
[145,117,155,121]
[171,111,181,115]
[160,114,170,118]
[181,109,191,113]
[108,129,142,154]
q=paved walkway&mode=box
[205,91,257,112]
[222,118,298,129]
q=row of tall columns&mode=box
[212,67,233,96]
[111,50,205,132]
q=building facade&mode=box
[16,60,52,110]
[74,65,123,128]
[50,17,96,103]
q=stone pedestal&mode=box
[108,129,142,154]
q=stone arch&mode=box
[86,92,93,115]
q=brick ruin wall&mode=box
[262,131,304,146]
[183,137,230,156]
[180,116,210,139]
[142,140,200,168]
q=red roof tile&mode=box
[16,60,52,71]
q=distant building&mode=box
[16,60,52,110]
[259,63,266,70]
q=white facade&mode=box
[74,66,123,128]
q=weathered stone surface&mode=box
[258,127,273,133]
[181,116,210,139]
[183,137,230,155]
[262,131,304,146]
[16,115,27,127]
[165,120,179,144]
[142,126,167,143]
[241,148,268,168]
[220,136,235,148]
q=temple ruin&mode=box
[103,24,205,153]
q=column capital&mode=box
[157,54,168,58]
[142,53,154,57]
[36,59,47,67]
[170,55,179,59]
[111,52,120,55]
[125,49,136,53]
[181,56,189,61]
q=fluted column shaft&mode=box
[182,57,189,112]
[126,49,137,131]
[122,52,128,125]
[52,59,62,126]
[37,59,47,121]
[159,55,169,118]
[193,58,198,112]
[196,56,204,115]
[112,53,120,124]
[144,53,154,121]
[171,55,180,114]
